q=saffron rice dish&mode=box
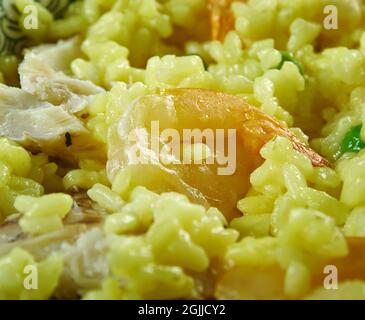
[1,0,365,300]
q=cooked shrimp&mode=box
[108,88,328,219]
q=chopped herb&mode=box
[275,51,304,76]
[65,132,72,147]
[341,124,365,154]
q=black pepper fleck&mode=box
[65,132,72,147]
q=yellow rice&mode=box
[1,0,365,300]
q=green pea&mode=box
[341,124,365,154]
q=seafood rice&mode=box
[0,0,365,300]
